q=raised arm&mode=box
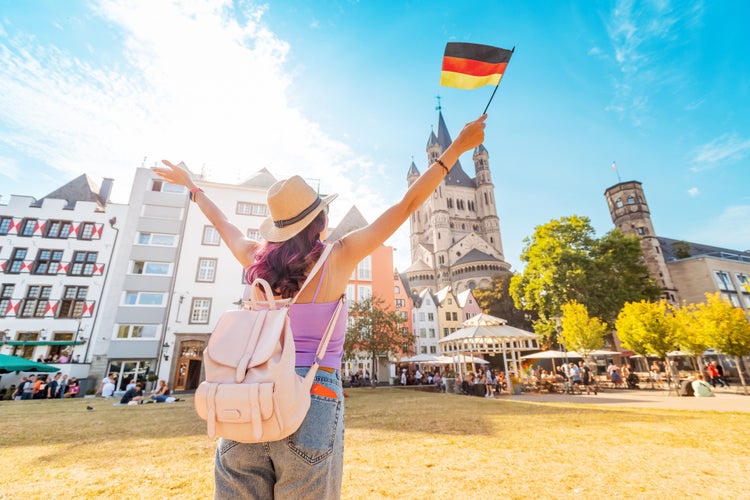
[337,114,488,268]
[152,161,257,268]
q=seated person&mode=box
[150,380,179,403]
[691,374,714,397]
[119,382,144,405]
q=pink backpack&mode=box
[195,244,345,442]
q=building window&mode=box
[58,286,88,318]
[6,248,27,274]
[357,256,372,281]
[429,328,435,338]
[345,285,355,303]
[78,222,95,240]
[357,285,372,302]
[0,284,14,317]
[69,251,97,276]
[136,232,177,246]
[190,298,211,324]
[736,273,749,292]
[714,271,735,291]
[32,249,63,275]
[419,328,426,338]
[430,345,437,354]
[0,217,12,235]
[247,229,261,241]
[236,202,268,216]
[203,226,220,245]
[20,285,51,317]
[123,292,166,306]
[151,179,186,193]
[445,312,451,321]
[131,261,171,276]
[19,218,37,237]
[196,258,217,282]
[721,293,742,308]
[626,195,635,205]
[116,324,159,339]
[395,299,405,308]
[452,312,458,321]
[394,286,400,294]
[45,220,73,239]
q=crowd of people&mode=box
[10,373,80,400]
[34,352,82,364]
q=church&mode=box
[403,109,510,294]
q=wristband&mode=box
[190,187,203,202]
[436,159,449,176]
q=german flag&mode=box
[440,42,514,90]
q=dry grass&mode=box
[1,389,748,499]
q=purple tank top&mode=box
[289,256,347,369]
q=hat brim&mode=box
[259,193,337,243]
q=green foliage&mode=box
[473,273,535,330]
[671,240,692,259]
[559,300,607,356]
[344,296,412,373]
[615,300,680,358]
[510,216,660,328]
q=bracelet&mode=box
[189,187,203,202]
[436,159,449,176]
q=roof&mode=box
[453,248,503,266]
[456,289,475,308]
[36,174,105,210]
[407,161,420,179]
[239,168,277,189]
[435,285,454,305]
[657,236,750,264]
[403,258,432,273]
[326,205,369,241]
[435,111,476,188]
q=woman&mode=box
[150,380,171,403]
[153,113,486,499]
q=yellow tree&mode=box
[616,300,682,391]
[694,292,750,393]
[672,303,710,375]
[560,301,607,358]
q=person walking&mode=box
[154,113,487,499]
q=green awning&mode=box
[3,340,85,346]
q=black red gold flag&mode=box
[440,42,514,90]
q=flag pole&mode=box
[482,46,514,115]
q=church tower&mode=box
[604,180,678,303]
[405,108,510,294]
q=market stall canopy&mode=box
[0,354,61,374]
[439,313,540,355]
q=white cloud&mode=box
[603,0,703,125]
[689,205,750,252]
[689,133,750,172]
[687,187,699,196]
[0,156,21,180]
[0,0,391,234]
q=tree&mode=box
[344,296,412,380]
[694,293,750,393]
[559,301,607,358]
[615,300,682,390]
[510,216,660,344]
[473,273,535,330]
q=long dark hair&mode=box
[245,211,326,298]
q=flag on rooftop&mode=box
[440,42,514,90]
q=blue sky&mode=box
[1,0,748,271]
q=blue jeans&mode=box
[214,367,344,499]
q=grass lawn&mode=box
[1,388,748,499]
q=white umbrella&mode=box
[446,354,489,365]
[588,349,621,356]
[400,354,441,363]
[520,350,582,360]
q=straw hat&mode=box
[259,175,337,242]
